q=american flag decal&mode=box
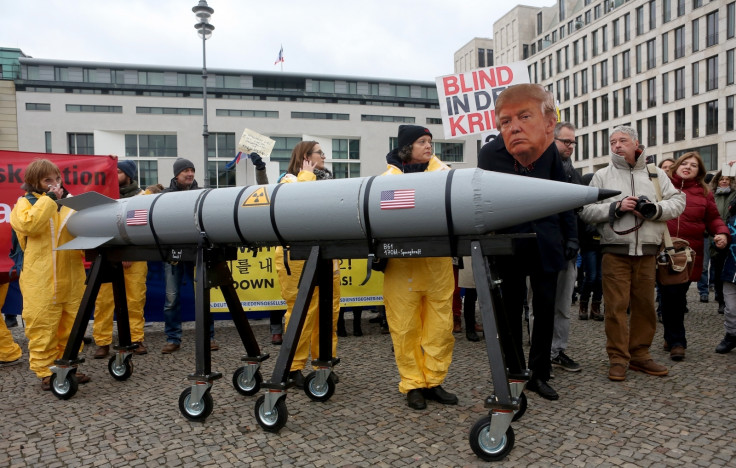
[126,209,148,226]
[380,189,415,210]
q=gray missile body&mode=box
[58,168,618,251]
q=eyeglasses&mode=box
[555,138,577,147]
[309,150,325,156]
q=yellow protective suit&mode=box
[92,261,148,346]
[0,283,22,362]
[382,156,455,394]
[275,170,341,372]
[10,192,86,378]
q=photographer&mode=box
[581,126,685,382]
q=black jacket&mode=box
[162,178,199,193]
[477,135,577,273]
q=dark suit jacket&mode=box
[477,135,577,273]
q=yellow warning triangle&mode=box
[242,187,270,207]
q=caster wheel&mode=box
[303,371,336,402]
[512,392,527,422]
[469,415,515,462]
[178,387,214,421]
[254,395,288,433]
[232,367,262,396]
[50,372,79,400]
[108,355,134,381]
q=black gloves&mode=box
[565,239,579,261]
[250,152,266,170]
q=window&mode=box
[582,101,589,126]
[139,71,165,86]
[269,136,302,172]
[693,0,703,8]
[581,69,588,94]
[729,49,735,85]
[728,95,735,131]
[26,103,50,111]
[663,112,670,144]
[593,66,598,91]
[602,25,608,52]
[600,60,608,87]
[557,50,563,73]
[636,82,643,111]
[706,100,718,135]
[537,12,543,34]
[649,1,656,30]
[574,72,579,97]
[45,131,52,153]
[583,37,588,61]
[647,78,656,108]
[613,55,619,82]
[675,108,686,140]
[677,0,686,17]
[136,107,202,115]
[291,112,349,120]
[595,4,601,20]
[207,133,235,158]
[636,6,645,35]
[692,62,700,95]
[648,116,657,147]
[573,40,580,65]
[707,11,719,47]
[663,0,672,23]
[663,72,670,103]
[68,133,94,155]
[601,94,609,122]
[636,43,643,74]
[426,117,442,125]
[332,139,361,179]
[582,134,589,161]
[647,39,656,70]
[362,115,415,123]
[706,55,718,91]
[622,50,631,78]
[593,98,598,124]
[729,2,736,39]
[675,26,685,59]
[693,104,700,138]
[66,104,122,113]
[675,67,685,100]
[593,30,599,57]
[613,19,620,46]
[693,18,700,53]
[624,13,631,42]
[216,109,278,118]
[434,142,464,163]
[125,134,177,157]
[138,161,158,188]
[623,86,631,115]
[613,90,620,118]
[662,32,669,64]
[600,128,609,157]
[207,161,236,188]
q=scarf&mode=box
[313,168,333,180]
[119,181,141,199]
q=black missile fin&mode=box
[597,189,621,201]
[56,191,117,211]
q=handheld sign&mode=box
[435,61,530,139]
[238,129,276,159]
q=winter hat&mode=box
[117,159,137,180]
[397,125,432,150]
[173,158,195,176]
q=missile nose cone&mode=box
[597,188,621,201]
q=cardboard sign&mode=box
[237,129,276,159]
[435,62,530,139]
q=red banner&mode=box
[0,151,119,277]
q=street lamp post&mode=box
[193,0,214,187]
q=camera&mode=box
[634,195,657,219]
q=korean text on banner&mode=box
[238,129,276,159]
[434,61,530,139]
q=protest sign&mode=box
[237,129,276,158]
[435,61,530,139]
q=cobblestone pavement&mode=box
[1,287,735,467]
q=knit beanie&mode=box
[118,159,137,180]
[397,125,432,149]
[173,158,195,176]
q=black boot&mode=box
[353,308,363,336]
[716,333,736,354]
[337,311,348,337]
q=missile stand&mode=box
[49,240,270,424]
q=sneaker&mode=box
[407,389,427,410]
[670,345,685,361]
[551,352,581,372]
[629,359,668,376]
[716,333,736,354]
[422,385,458,405]
[288,370,305,389]
[161,342,180,354]
[608,363,626,381]
[700,294,709,303]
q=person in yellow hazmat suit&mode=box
[275,141,341,388]
[10,159,90,390]
[92,160,149,359]
[0,283,22,367]
[382,125,458,410]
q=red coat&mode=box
[667,174,729,281]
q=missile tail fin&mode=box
[596,188,621,201]
[56,236,114,251]
[57,191,117,212]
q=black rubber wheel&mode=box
[178,387,214,421]
[303,371,336,402]
[512,392,527,422]
[232,367,262,396]
[469,415,515,462]
[108,354,134,381]
[50,372,78,400]
[254,395,288,433]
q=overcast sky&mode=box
[6,0,553,82]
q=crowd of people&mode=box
[1,83,735,411]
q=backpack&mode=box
[8,194,38,277]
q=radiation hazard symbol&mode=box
[242,187,270,207]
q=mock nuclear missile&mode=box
[56,168,618,251]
